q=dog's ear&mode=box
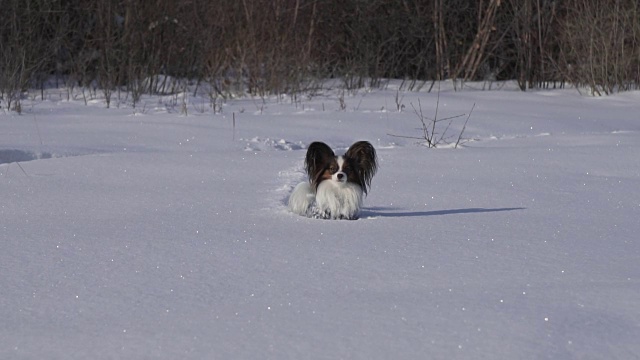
[345,141,378,193]
[305,142,335,182]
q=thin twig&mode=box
[16,162,30,177]
[410,100,430,146]
[434,113,466,123]
[433,85,440,145]
[455,103,476,149]
[386,133,427,140]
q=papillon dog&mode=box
[288,141,378,220]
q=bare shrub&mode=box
[558,0,640,95]
[0,0,60,111]
[388,89,476,149]
[0,0,638,101]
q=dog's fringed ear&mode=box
[305,142,335,185]
[345,141,378,194]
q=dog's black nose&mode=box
[337,173,345,180]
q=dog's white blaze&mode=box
[333,156,347,182]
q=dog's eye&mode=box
[329,166,337,173]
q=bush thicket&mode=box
[1,0,639,108]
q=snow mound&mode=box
[242,137,306,152]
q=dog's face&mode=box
[320,156,356,185]
[305,141,377,194]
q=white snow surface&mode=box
[2,83,640,359]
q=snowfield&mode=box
[1,83,639,359]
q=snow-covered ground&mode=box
[2,82,639,359]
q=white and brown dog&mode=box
[288,141,377,220]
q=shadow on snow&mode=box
[361,207,525,218]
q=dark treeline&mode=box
[1,0,639,108]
